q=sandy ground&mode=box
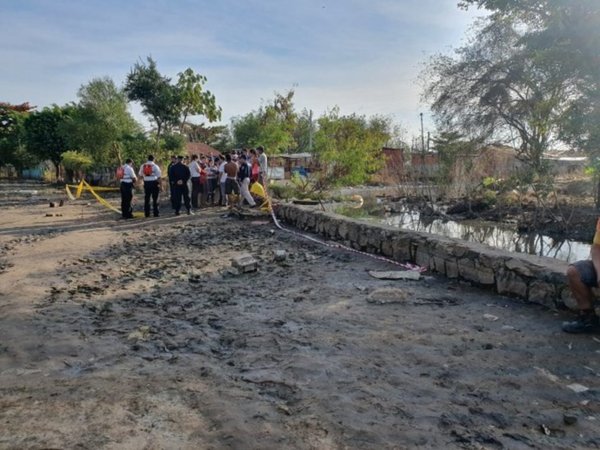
[1,195,600,449]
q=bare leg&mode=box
[567,265,595,310]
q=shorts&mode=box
[225,178,240,195]
[571,260,597,287]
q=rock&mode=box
[231,253,258,273]
[563,414,578,425]
[367,288,408,304]
[483,313,499,322]
[273,250,287,262]
[368,270,421,281]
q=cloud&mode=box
[0,0,485,137]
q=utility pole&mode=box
[308,109,314,153]
[420,112,425,152]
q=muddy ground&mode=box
[1,194,600,449]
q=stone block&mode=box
[496,269,528,298]
[445,259,459,279]
[505,258,534,277]
[457,258,479,283]
[528,280,557,309]
[476,264,495,285]
[231,254,258,273]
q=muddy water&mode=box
[380,208,590,263]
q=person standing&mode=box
[237,154,256,207]
[207,157,219,206]
[257,146,268,184]
[170,155,192,215]
[138,154,162,218]
[167,155,177,210]
[189,154,201,210]
[218,156,228,206]
[119,158,137,219]
[224,153,240,206]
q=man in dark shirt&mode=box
[167,155,177,210]
[169,155,192,215]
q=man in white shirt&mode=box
[120,158,137,219]
[188,154,201,210]
[257,146,268,184]
[138,154,162,217]
[218,157,228,206]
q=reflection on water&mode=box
[381,209,590,263]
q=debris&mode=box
[128,325,151,341]
[367,288,408,304]
[566,383,589,393]
[353,284,367,292]
[534,366,560,383]
[563,414,578,425]
[231,254,258,273]
[273,250,287,262]
[483,314,499,322]
[49,202,55,207]
[540,424,551,436]
[368,270,421,281]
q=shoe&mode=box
[187,210,194,215]
[562,313,600,334]
[175,211,180,216]
[154,214,159,217]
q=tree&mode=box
[232,89,297,154]
[176,68,222,132]
[66,77,141,166]
[458,0,600,153]
[422,18,574,173]
[313,109,389,186]
[24,105,75,180]
[124,57,180,147]
[0,102,37,170]
[61,150,93,183]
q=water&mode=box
[380,208,590,263]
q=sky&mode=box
[1,0,486,140]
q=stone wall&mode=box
[276,204,575,310]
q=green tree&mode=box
[313,109,389,186]
[0,102,37,170]
[232,89,297,154]
[422,18,573,173]
[124,57,180,148]
[176,68,222,132]
[66,77,141,166]
[61,150,93,183]
[24,105,75,180]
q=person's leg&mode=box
[173,185,182,215]
[144,182,151,217]
[191,178,199,209]
[220,182,228,206]
[563,260,600,333]
[240,178,256,206]
[151,181,159,217]
[120,183,128,218]
[183,185,191,213]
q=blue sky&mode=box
[1,0,485,139]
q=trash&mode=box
[483,314,499,322]
[534,366,560,383]
[566,383,589,393]
[128,325,150,341]
[540,424,551,436]
[368,270,421,281]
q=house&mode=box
[185,142,221,158]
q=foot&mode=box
[562,313,600,334]
[175,211,180,216]
[187,209,194,215]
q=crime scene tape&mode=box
[65,180,123,215]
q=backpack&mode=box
[143,163,153,176]
[116,166,125,180]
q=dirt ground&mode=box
[1,195,600,449]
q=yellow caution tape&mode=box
[65,180,125,215]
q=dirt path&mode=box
[0,199,599,449]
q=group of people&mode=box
[118,146,268,219]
